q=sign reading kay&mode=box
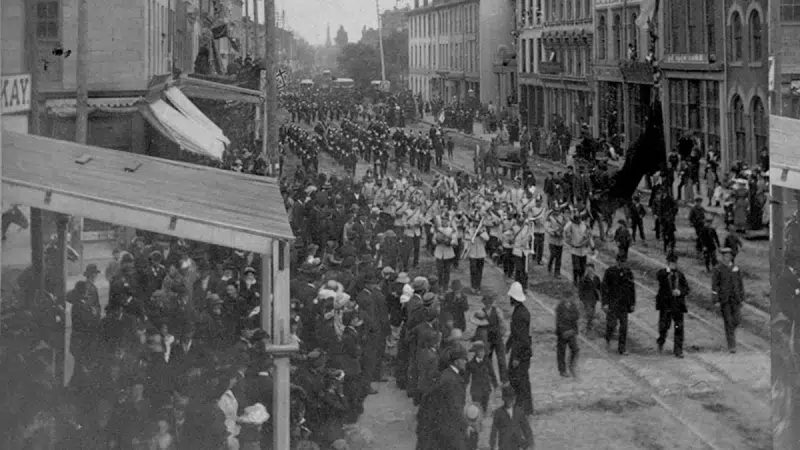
[1,74,32,115]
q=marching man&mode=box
[512,216,536,289]
[464,216,490,293]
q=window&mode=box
[688,80,702,133]
[576,47,583,75]
[598,15,607,59]
[705,81,721,153]
[567,48,573,74]
[750,10,763,61]
[732,95,746,162]
[566,0,572,20]
[613,14,621,60]
[669,80,687,144]
[706,0,716,56]
[687,1,703,53]
[629,13,638,59]
[782,0,800,21]
[732,12,743,61]
[36,1,60,40]
[559,0,564,20]
[669,0,685,53]
[585,0,591,18]
[752,97,767,155]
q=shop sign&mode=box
[539,61,563,75]
[619,61,653,84]
[1,74,31,115]
[664,54,708,64]
[595,0,623,6]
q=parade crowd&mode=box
[13,83,753,450]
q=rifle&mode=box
[460,217,485,260]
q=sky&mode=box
[245,0,408,46]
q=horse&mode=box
[587,191,630,241]
[2,205,29,241]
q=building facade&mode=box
[518,0,545,131]
[772,0,800,118]
[725,0,768,168]
[479,0,516,107]
[2,0,32,134]
[536,0,594,136]
[407,0,480,103]
[593,0,651,149]
[659,0,725,165]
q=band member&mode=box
[564,210,595,286]
[434,216,459,289]
[464,217,490,293]
[528,196,548,265]
[546,204,567,278]
[655,253,690,358]
[512,217,535,289]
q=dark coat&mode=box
[441,291,469,332]
[505,302,531,354]
[578,273,602,305]
[416,347,440,399]
[711,264,745,305]
[417,367,468,450]
[465,356,497,400]
[602,265,636,313]
[655,268,690,313]
[489,406,534,450]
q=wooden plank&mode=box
[2,130,294,241]
[260,244,273,335]
[271,239,292,450]
[3,182,275,253]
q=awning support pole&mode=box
[271,240,292,450]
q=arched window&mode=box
[598,15,607,60]
[752,96,767,157]
[750,10,762,61]
[629,13,638,59]
[732,12,743,61]
[613,14,621,60]
[732,95,746,162]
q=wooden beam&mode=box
[260,243,273,335]
[271,239,292,450]
[29,208,46,303]
[3,182,274,254]
[54,214,69,387]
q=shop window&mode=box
[629,13,638,60]
[750,10,763,62]
[781,0,800,21]
[731,12,743,62]
[598,15,607,60]
[752,96,767,156]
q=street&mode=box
[292,125,771,450]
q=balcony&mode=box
[618,60,653,84]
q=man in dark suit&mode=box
[416,345,469,450]
[505,282,531,359]
[489,386,534,450]
[602,253,636,355]
[655,252,690,358]
[83,264,102,312]
[711,248,745,353]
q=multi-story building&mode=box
[518,0,545,131]
[659,0,725,163]
[2,0,33,134]
[724,0,768,167]
[593,0,651,148]
[479,0,516,107]
[538,0,594,136]
[407,0,480,103]
[771,1,800,118]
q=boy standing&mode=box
[577,263,602,334]
[489,387,534,450]
[555,294,580,377]
[613,219,632,261]
[465,341,498,413]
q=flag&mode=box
[608,96,667,201]
[276,69,288,91]
[635,0,659,28]
[212,24,229,40]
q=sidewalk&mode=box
[416,115,724,217]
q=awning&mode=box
[140,99,226,160]
[166,74,264,104]
[770,115,800,189]
[2,130,293,251]
[164,87,230,145]
[46,97,142,118]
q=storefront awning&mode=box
[45,97,142,118]
[178,75,265,104]
[140,99,227,160]
[2,130,293,251]
[770,115,800,189]
[164,87,230,146]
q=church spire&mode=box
[325,23,332,47]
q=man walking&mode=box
[655,253,690,358]
[602,254,636,355]
[711,248,745,353]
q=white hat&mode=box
[334,292,351,309]
[237,403,270,425]
[465,403,481,420]
[507,282,526,302]
[317,288,336,300]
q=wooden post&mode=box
[75,0,90,272]
[244,0,250,57]
[271,240,292,450]
[54,215,70,386]
[259,243,273,336]
[264,0,277,175]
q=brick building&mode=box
[407,0,480,103]
[537,0,594,136]
[593,0,651,149]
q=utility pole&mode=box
[253,0,260,62]
[376,0,387,82]
[265,0,278,175]
[245,0,250,57]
